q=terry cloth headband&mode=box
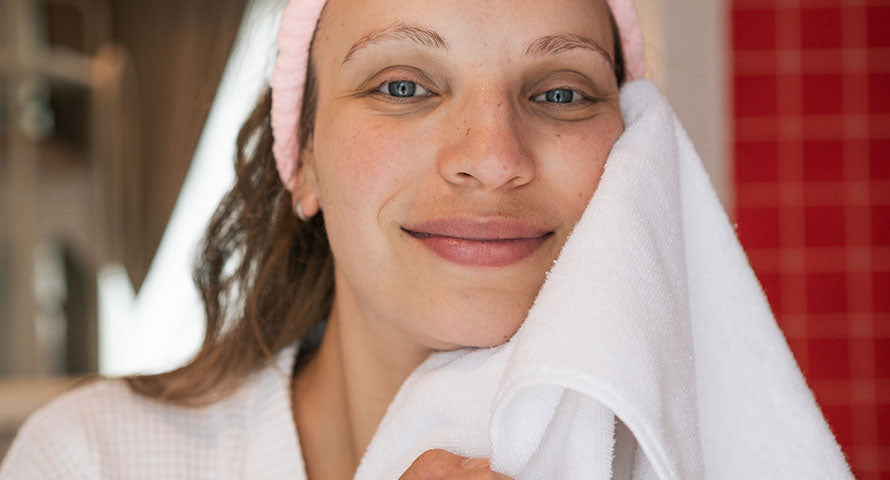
[270,0,646,195]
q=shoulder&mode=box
[0,345,299,480]
[0,375,257,479]
[0,380,136,478]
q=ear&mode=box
[292,147,322,219]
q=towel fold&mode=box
[353,79,852,480]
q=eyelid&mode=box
[527,70,609,101]
[361,66,438,95]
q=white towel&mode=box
[353,79,853,480]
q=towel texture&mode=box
[353,79,853,479]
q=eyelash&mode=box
[371,80,435,103]
[531,88,592,106]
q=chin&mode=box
[402,269,550,351]
[419,299,533,351]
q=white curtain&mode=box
[98,0,286,375]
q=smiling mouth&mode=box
[401,219,554,267]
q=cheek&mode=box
[314,112,422,211]
[545,116,624,215]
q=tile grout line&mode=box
[842,0,880,463]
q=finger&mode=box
[459,457,491,470]
[398,449,471,480]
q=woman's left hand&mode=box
[398,449,514,480]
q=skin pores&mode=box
[299,0,624,355]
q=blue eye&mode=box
[533,88,582,104]
[389,81,415,97]
[380,80,431,98]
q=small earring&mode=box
[293,196,308,222]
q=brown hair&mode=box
[125,73,330,405]
[126,7,626,405]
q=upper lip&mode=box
[402,217,552,241]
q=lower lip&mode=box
[409,233,550,267]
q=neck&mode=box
[292,292,432,479]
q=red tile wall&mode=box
[731,1,890,478]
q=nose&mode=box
[437,94,535,191]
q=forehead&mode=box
[316,0,614,60]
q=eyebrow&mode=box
[524,33,616,73]
[342,22,449,64]
[342,25,615,74]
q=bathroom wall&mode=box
[731,1,889,477]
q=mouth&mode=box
[402,218,554,267]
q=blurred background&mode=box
[0,0,886,477]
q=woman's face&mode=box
[301,0,624,350]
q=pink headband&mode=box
[270,0,646,195]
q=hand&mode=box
[398,449,513,480]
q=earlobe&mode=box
[292,193,320,221]
[291,149,322,221]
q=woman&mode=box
[1,0,851,478]
[272,0,625,477]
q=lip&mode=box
[402,218,553,267]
